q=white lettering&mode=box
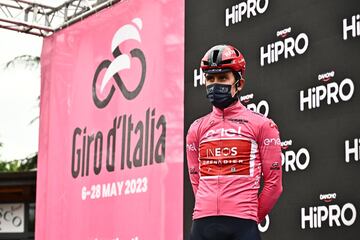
[246,100,269,117]
[281,148,310,172]
[300,78,355,111]
[317,206,329,228]
[276,27,292,37]
[345,138,360,163]
[215,148,221,156]
[302,207,314,229]
[264,138,281,146]
[320,193,337,201]
[258,215,270,232]
[281,140,293,147]
[343,14,360,40]
[240,93,254,102]
[205,127,242,138]
[328,205,341,227]
[301,203,357,229]
[193,68,204,87]
[260,33,309,66]
[225,0,269,27]
[318,71,335,81]
[342,203,357,226]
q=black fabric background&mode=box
[184,0,360,239]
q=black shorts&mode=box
[189,216,261,240]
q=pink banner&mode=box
[36,1,184,239]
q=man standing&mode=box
[186,44,283,240]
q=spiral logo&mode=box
[92,18,146,108]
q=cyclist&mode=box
[186,44,283,240]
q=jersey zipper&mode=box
[217,176,219,214]
[217,110,225,215]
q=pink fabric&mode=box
[186,100,282,223]
[36,0,184,239]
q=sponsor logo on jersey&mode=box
[228,118,249,124]
[263,138,281,146]
[270,162,280,170]
[189,167,198,175]
[186,142,197,152]
[199,138,254,176]
[205,127,242,139]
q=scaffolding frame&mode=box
[0,0,121,37]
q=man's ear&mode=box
[238,78,245,91]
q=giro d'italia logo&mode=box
[92,18,147,108]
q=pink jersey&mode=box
[186,100,283,223]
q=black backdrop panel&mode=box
[184,0,360,239]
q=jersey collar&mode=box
[212,100,245,118]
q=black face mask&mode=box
[206,83,238,109]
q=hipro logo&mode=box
[345,137,360,163]
[301,202,357,229]
[299,78,355,111]
[92,18,146,108]
[260,32,309,66]
[281,140,310,172]
[343,13,360,40]
[225,0,269,27]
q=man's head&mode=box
[200,44,246,109]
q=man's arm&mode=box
[186,123,200,195]
[257,119,283,223]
